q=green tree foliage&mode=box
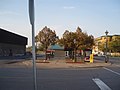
[98,36,120,53]
[109,36,120,52]
[36,26,57,50]
[58,26,94,50]
[26,46,32,52]
[98,42,105,52]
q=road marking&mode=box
[103,67,120,76]
[92,78,112,90]
[114,64,120,67]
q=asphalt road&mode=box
[0,65,120,90]
[0,56,120,90]
[94,56,120,65]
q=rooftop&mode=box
[0,28,28,45]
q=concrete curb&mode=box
[0,59,111,69]
[21,60,111,69]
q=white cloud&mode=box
[63,6,75,9]
[0,11,21,16]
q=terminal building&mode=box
[0,28,28,56]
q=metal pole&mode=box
[29,0,37,90]
[32,24,37,90]
[106,34,107,55]
[105,35,107,63]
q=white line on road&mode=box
[103,67,120,76]
[114,64,120,67]
[92,78,112,90]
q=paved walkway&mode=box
[0,59,111,68]
[23,59,111,69]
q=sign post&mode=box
[29,0,37,90]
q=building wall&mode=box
[0,28,28,56]
[93,35,120,55]
[54,50,65,57]
[0,43,25,56]
[0,28,27,45]
[112,35,120,41]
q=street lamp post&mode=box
[105,30,109,63]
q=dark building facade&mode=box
[0,28,28,56]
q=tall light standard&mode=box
[105,30,109,63]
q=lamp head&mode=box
[105,30,109,35]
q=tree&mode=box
[98,42,105,53]
[58,26,94,60]
[59,27,94,50]
[35,26,58,60]
[26,46,32,52]
[36,26,57,50]
[109,36,120,53]
[98,36,120,53]
[75,27,94,50]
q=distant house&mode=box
[0,28,28,56]
[48,44,65,57]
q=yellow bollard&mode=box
[90,54,94,63]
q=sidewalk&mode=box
[22,59,111,69]
[0,59,111,68]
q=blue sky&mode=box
[0,0,120,46]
